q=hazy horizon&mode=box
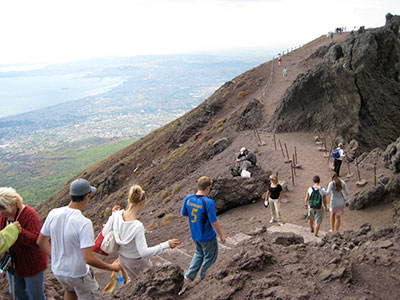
[1,0,398,65]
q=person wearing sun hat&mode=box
[37,178,121,300]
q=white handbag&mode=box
[100,214,120,254]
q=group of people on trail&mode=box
[262,142,349,237]
[304,172,349,236]
[0,174,224,299]
[0,141,350,299]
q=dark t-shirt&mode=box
[268,184,283,199]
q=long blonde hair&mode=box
[331,173,342,192]
[127,185,145,209]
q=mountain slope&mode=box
[30,15,400,300]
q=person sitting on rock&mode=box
[236,147,257,171]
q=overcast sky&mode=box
[0,0,399,65]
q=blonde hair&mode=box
[269,174,278,182]
[198,176,212,191]
[0,187,24,213]
[127,185,145,208]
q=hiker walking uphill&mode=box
[304,175,328,237]
[236,147,257,171]
[37,178,121,300]
[332,143,345,176]
[180,176,226,293]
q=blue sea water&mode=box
[0,74,125,118]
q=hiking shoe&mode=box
[310,228,314,233]
[178,276,193,296]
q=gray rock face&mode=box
[209,167,271,214]
[202,137,231,160]
[271,14,400,152]
[384,136,400,173]
[347,138,400,210]
[129,265,184,299]
[236,98,263,131]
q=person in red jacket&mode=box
[0,187,47,300]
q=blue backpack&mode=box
[332,150,340,159]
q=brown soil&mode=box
[2,32,398,300]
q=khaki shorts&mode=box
[306,207,324,225]
[56,269,101,300]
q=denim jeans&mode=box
[7,271,46,300]
[185,237,218,281]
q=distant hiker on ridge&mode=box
[179,176,226,295]
[37,178,121,300]
[236,147,257,171]
[283,66,288,81]
[304,175,328,237]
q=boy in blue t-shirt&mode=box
[181,176,226,283]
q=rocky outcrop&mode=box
[271,14,400,152]
[209,167,270,214]
[105,265,184,300]
[236,98,263,131]
[384,136,400,173]
[348,137,400,210]
[202,137,231,160]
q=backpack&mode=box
[308,187,322,209]
[332,149,340,159]
[231,166,241,177]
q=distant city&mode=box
[0,53,270,205]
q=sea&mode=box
[0,74,125,118]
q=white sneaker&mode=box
[278,222,284,226]
[269,219,275,224]
[178,276,193,296]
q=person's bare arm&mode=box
[36,233,52,257]
[323,195,328,211]
[304,192,309,209]
[211,221,226,244]
[81,247,121,272]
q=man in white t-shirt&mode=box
[37,178,121,300]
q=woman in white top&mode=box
[102,185,179,280]
[321,173,349,232]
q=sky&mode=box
[0,0,399,66]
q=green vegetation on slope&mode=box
[0,138,137,207]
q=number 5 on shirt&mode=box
[191,208,198,223]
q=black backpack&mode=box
[308,187,322,209]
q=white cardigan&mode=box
[102,210,169,259]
